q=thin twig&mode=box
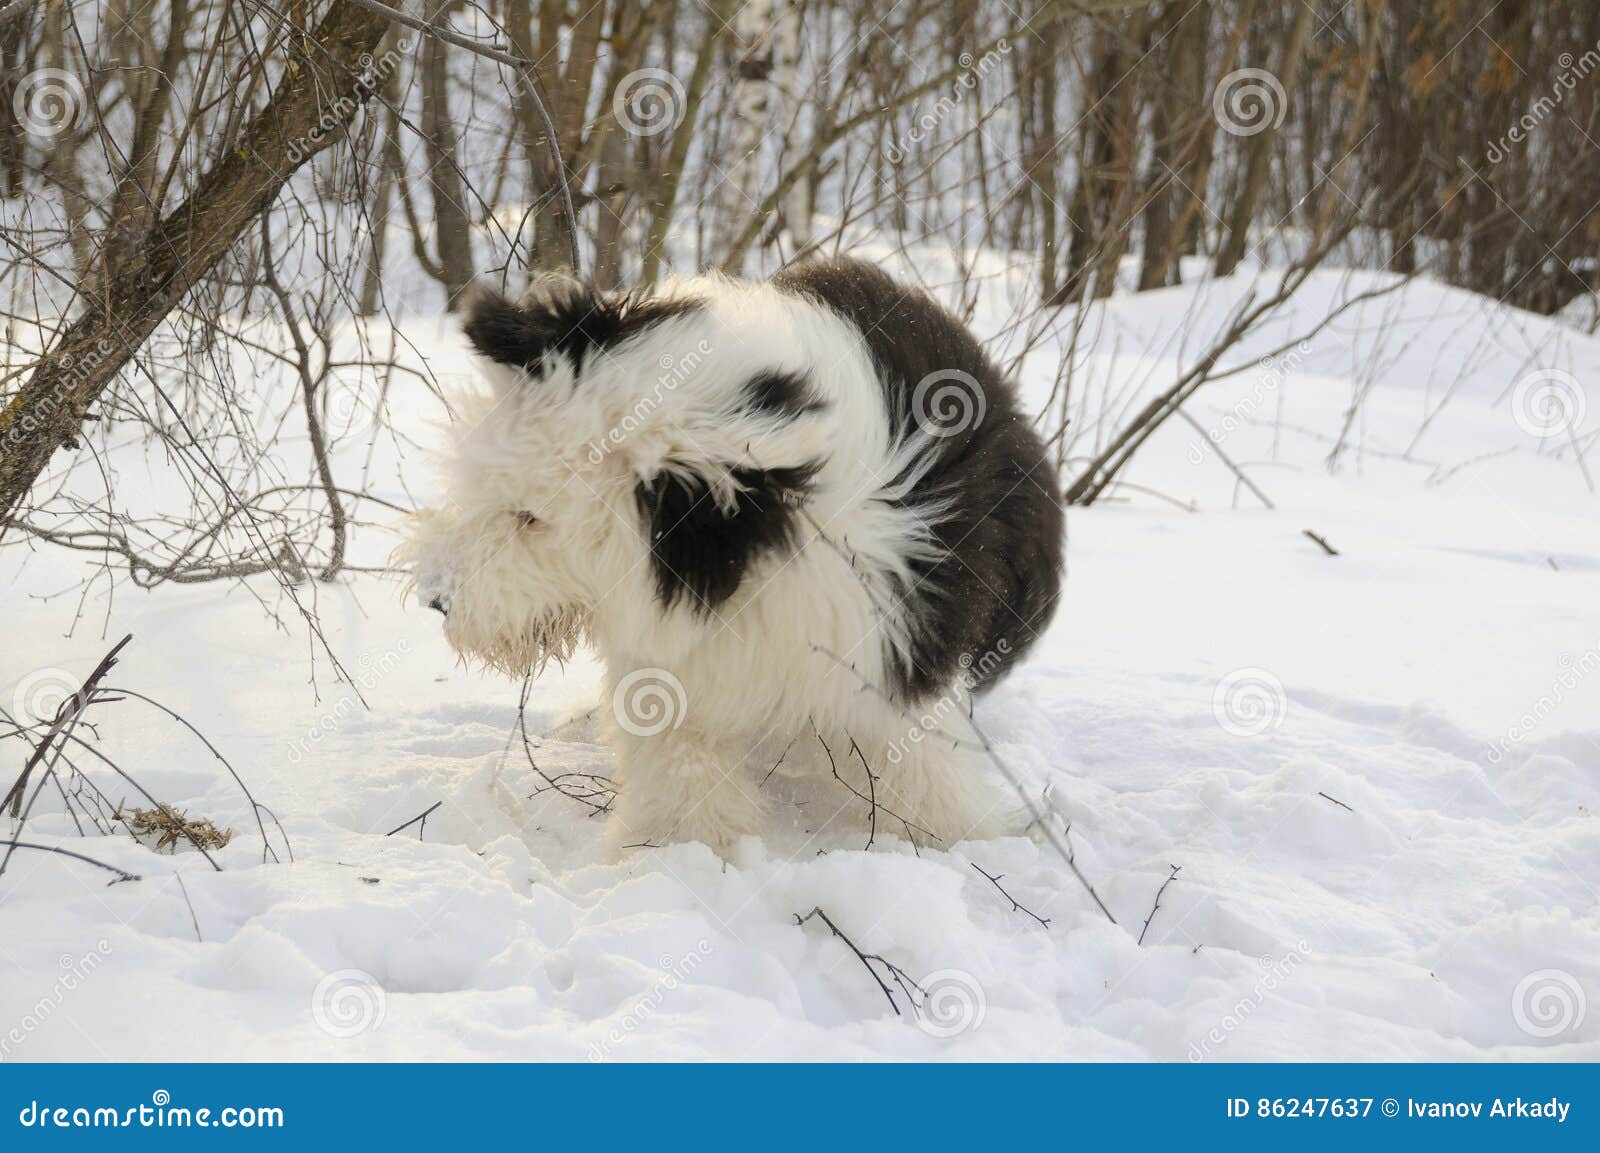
[386,801,441,838]
[174,873,202,942]
[970,862,1051,928]
[1138,864,1182,946]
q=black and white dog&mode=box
[403,259,1062,852]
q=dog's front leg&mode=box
[608,726,765,853]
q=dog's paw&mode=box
[611,769,764,856]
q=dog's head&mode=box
[399,273,828,677]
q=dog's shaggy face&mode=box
[398,394,595,676]
[399,277,703,676]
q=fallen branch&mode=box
[386,801,442,838]
[1303,530,1340,556]
[0,840,141,885]
[795,906,923,1016]
[3,634,131,817]
[1317,790,1354,812]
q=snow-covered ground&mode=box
[2,257,1596,1061]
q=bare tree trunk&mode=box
[717,0,777,264]
[38,0,92,282]
[421,1,474,308]
[0,0,26,198]
[1214,0,1315,276]
[103,0,190,276]
[773,0,810,249]
[641,0,732,284]
[1027,12,1062,299]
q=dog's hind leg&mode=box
[856,707,1019,847]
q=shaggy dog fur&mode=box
[401,258,1063,852]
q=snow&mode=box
[2,259,1597,1061]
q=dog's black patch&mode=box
[773,258,1064,702]
[741,368,826,420]
[637,462,821,614]
[463,280,701,376]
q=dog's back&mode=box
[771,259,1064,701]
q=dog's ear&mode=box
[460,274,603,378]
[635,461,821,613]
